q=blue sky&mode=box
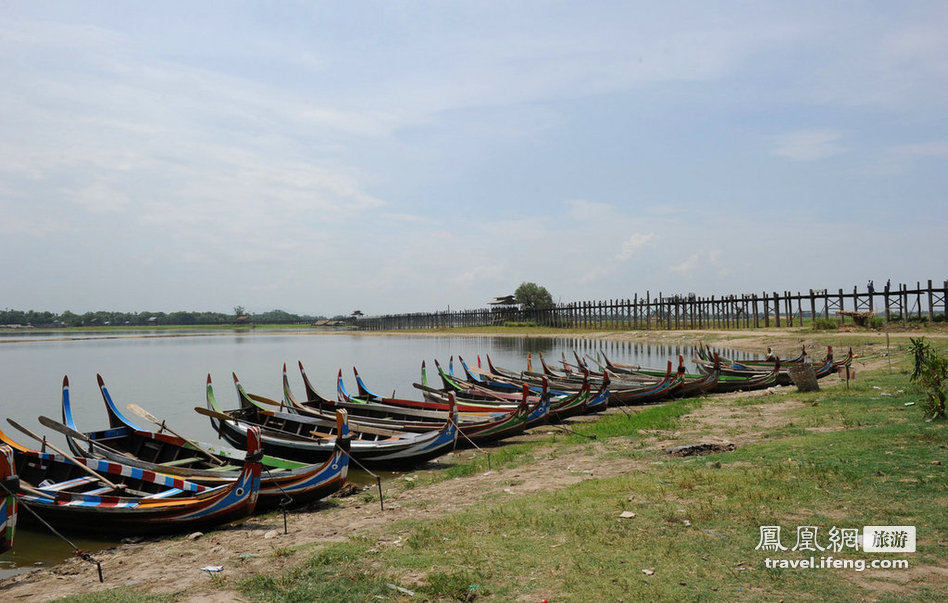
[2,2,946,316]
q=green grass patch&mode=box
[240,541,394,601]
[238,346,948,601]
[56,589,174,602]
[571,396,704,440]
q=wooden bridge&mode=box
[357,280,948,331]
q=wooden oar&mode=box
[6,418,122,491]
[193,407,334,441]
[126,404,226,466]
[37,416,138,460]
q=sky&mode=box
[1,2,946,317]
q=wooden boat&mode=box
[567,351,722,400]
[288,359,555,435]
[594,352,721,398]
[203,373,458,467]
[0,423,261,535]
[480,354,673,407]
[0,445,17,552]
[695,343,808,366]
[332,367,548,445]
[436,358,608,417]
[694,346,841,386]
[57,375,349,511]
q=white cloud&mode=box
[616,233,658,262]
[671,249,726,277]
[772,129,845,161]
[891,141,948,158]
[565,199,613,221]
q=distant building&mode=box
[489,294,518,325]
[488,295,517,306]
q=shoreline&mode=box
[1,327,944,600]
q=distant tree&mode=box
[515,282,554,310]
[233,305,246,318]
[253,309,300,324]
[168,311,196,325]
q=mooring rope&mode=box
[336,446,384,511]
[450,418,492,471]
[548,422,597,440]
[260,465,294,534]
[0,479,104,582]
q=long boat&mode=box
[694,346,845,386]
[479,354,674,407]
[0,423,261,535]
[0,445,17,552]
[290,361,550,435]
[56,375,349,511]
[203,374,458,467]
[444,357,611,417]
[334,368,549,445]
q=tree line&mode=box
[1,282,556,328]
[0,308,333,327]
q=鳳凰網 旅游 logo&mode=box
[755,525,915,553]
[754,525,915,572]
[862,526,916,553]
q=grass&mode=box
[56,590,173,602]
[235,350,947,601]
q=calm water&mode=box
[0,329,732,576]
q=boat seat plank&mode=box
[83,486,118,495]
[39,475,99,493]
[143,488,183,499]
[206,465,241,472]
[159,456,202,467]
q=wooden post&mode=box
[774,292,781,327]
[917,281,923,320]
[903,283,910,320]
[838,288,845,325]
[633,294,638,329]
[941,281,948,320]
[809,290,816,327]
[928,280,935,322]
[646,291,651,330]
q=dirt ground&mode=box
[0,328,940,601]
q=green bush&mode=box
[866,316,885,329]
[812,318,838,331]
[909,337,947,420]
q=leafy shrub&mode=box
[812,318,838,331]
[866,316,885,329]
[909,338,948,420]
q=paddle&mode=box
[37,416,137,460]
[126,404,227,466]
[6,418,123,491]
[193,407,335,441]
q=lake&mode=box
[0,329,731,577]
